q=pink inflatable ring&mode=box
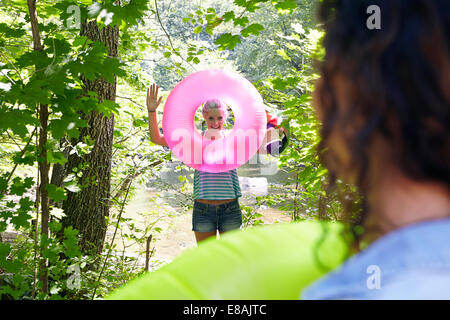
[162,69,267,173]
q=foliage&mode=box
[0,0,154,299]
[0,0,354,300]
[241,204,265,228]
[0,220,82,300]
[158,0,344,222]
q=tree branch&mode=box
[0,49,23,82]
[92,164,135,300]
[112,160,163,200]
[154,0,196,71]
[26,0,44,52]
[116,95,146,109]
[0,127,37,196]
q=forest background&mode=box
[0,0,358,300]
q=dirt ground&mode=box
[106,186,291,269]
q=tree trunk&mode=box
[62,21,118,256]
[38,103,50,294]
[27,0,49,295]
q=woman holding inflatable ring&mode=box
[147,83,243,243]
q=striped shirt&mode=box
[193,169,242,200]
[193,129,242,200]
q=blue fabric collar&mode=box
[302,218,450,299]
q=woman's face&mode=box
[203,108,226,130]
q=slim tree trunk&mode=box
[62,21,118,256]
[27,0,49,295]
[38,103,49,294]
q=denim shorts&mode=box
[192,199,242,233]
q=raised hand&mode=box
[146,83,163,112]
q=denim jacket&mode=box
[301,218,450,299]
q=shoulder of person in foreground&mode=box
[301,218,450,300]
[375,270,450,300]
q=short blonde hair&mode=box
[201,99,228,118]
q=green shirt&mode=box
[193,169,242,200]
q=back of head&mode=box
[315,0,450,198]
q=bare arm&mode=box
[147,83,168,147]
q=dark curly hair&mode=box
[315,0,450,231]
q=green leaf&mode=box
[89,0,150,30]
[46,184,67,202]
[241,23,264,37]
[0,108,37,139]
[270,77,287,91]
[0,177,7,192]
[49,220,62,232]
[10,197,34,229]
[97,99,120,117]
[233,16,249,27]
[223,11,235,22]
[63,226,81,258]
[214,33,241,50]
[63,226,79,239]
[0,243,22,274]
[234,0,266,12]
[44,37,71,57]
[72,36,93,48]
[49,116,83,140]
[41,240,61,263]
[272,0,297,14]
[204,26,214,36]
[47,151,67,166]
[0,23,27,38]
[15,50,50,69]
[276,48,291,61]
[22,79,52,105]
[10,177,34,196]
[12,145,37,166]
[193,26,203,34]
[154,227,162,233]
[99,57,127,84]
[132,118,147,127]
[234,0,248,7]
[10,212,32,229]
[19,196,34,211]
